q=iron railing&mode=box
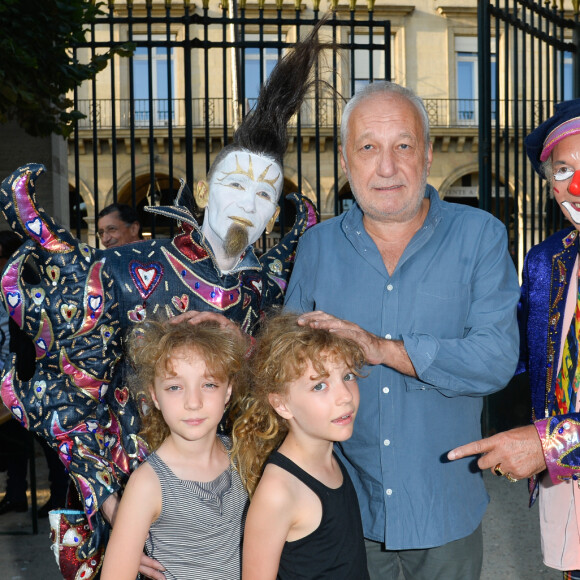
[74,97,342,130]
[76,97,572,131]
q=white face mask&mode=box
[202,152,282,261]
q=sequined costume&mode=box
[0,162,317,576]
[518,226,580,495]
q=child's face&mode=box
[151,347,232,444]
[271,355,360,444]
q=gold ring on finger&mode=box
[493,463,505,477]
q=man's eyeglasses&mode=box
[97,224,128,238]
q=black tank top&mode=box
[266,451,369,580]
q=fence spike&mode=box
[573,0,580,13]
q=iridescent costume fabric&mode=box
[518,226,580,500]
[0,162,318,573]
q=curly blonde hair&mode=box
[231,311,366,496]
[126,318,248,451]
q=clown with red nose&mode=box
[447,99,580,578]
[537,109,580,225]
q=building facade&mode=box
[63,0,577,267]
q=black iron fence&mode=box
[479,1,580,272]
[77,96,562,131]
[74,97,341,129]
[68,3,391,245]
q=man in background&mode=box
[97,203,141,249]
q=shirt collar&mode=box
[343,183,442,232]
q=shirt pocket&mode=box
[411,281,469,338]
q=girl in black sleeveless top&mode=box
[232,312,370,580]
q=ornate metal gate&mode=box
[68,2,390,248]
[478,0,580,272]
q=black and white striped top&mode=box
[144,436,248,580]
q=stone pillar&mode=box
[0,121,69,230]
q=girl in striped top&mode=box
[101,318,248,580]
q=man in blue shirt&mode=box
[284,81,520,579]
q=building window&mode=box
[133,35,175,126]
[244,34,285,110]
[352,33,386,93]
[455,37,496,125]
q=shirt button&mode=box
[385,489,393,496]
[383,439,390,446]
[382,387,389,394]
[384,333,392,339]
[386,284,393,291]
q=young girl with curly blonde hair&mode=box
[101,319,248,580]
[232,311,370,580]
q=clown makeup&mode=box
[553,168,580,223]
[553,168,575,182]
[550,133,580,228]
[201,152,282,271]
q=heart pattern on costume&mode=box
[6,291,20,309]
[171,294,189,312]
[60,303,77,322]
[31,288,45,305]
[129,261,163,299]
[269,259,283,274]
[35,338,47,353]
[96,470,113,489]
[78,243,92,261]
[115,387,129,406]
[25,217,42,237]
[104,434,117,450]
[46,265,60,284]
[128,305,147,322]
[88,295,102,312]
[249,279,263,296]
[33,380,47,399]
[100,325,114,345]
[58,441,72,460]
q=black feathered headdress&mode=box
[208,18,328,180]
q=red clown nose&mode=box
[570,170,580,196]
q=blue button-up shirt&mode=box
[284,185,520,549]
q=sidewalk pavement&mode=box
[0,442,563,579]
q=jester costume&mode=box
[0,163,317,577]
[518,226,580,492]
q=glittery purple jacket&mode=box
[0,163,317,561]
[518,226,580,501]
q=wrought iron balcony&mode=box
[72,97,557,132]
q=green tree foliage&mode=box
[0,0,132,137]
